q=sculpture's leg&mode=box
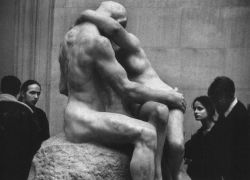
[139,101,169,180]
[164,109,184,180]
[130,140,155,180]
[64,103,157,180]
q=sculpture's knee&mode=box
[138,126,157,151]
[140,101,169,125]
[153,103,169,125]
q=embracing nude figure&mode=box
[75,2,186,180]
[60,1,186,180]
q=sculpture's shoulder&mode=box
[64,23,102,50]
[28,133,133,180]
[65,24,114,63]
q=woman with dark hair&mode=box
[185,96,220,180]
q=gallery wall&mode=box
[0,0,16,79]
[0,0,54,119]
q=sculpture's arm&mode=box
[75,10,140,52]
[91,36,184,107]
[75,11,186,112]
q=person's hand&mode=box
[168,89,186,112]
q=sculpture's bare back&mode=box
[60,20,158,180]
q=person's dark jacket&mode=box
[0,94,34,180]
[31,106,50,154]
[211,101,249,180]
[185,128,221,180]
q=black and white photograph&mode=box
[0,0,249,180]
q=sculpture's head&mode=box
[96,1,127,28]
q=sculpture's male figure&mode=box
[75,2,186,180]
[59,2,185,180]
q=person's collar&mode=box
[224,97,237,117]
[0,93,17,102]
[0,93,33,113]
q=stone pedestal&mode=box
[28,133,133,180]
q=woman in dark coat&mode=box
[185,96,221,180]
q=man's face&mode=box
[24,84,41,107]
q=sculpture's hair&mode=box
[98,1,127,27]
[100,1,127,16]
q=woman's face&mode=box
[193,101,208,121]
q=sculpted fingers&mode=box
[174,91,186,112]
[173,87,179,91]
[181,98,187,113]
[177,94,186,113]
[167,89,186,112]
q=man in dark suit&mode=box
[0,75,34,180]
[208,76,249,180]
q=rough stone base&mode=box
[28,133,133,180]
